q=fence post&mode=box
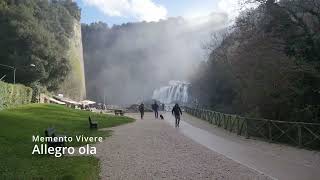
[224,114,227,129]
[298,124,302,147]
[202,110,205,119]
[245,118,249,139]
[237,116,240,135]
[219,113,221,126]
[216,113,219,125]
[226,115,229,129]
[219,113,222,127]
[268,120,272,142]
[230,116,232,131]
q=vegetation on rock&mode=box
[0,0,81,92]
[191,0,320,123]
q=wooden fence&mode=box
[185,107,320,149]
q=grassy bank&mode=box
[0,104,134,179]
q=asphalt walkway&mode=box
[163,113,320,180]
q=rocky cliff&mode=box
[58,19,86,101]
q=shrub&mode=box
[0,81,33,110]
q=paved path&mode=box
[164,113,320,180]
[95,113,271,180]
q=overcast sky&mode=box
[76,0,243,25]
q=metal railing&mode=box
[185,107,320,149]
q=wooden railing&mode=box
[185,107,320,149]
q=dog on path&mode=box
[160,114,164,120]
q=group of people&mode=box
[138,102,183,127]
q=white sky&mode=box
[81,0,249,22]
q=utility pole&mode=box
[103,91,106,105]
[0,63,35,84]
[13,68,16,84]
[0,64,15,84]
[103,90,107,110]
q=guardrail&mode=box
[185,107,320,149]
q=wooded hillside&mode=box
[0,0,85,100]
[190,0,320,123]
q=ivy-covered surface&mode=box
[0,81,33,110]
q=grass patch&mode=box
[0,104,134,179]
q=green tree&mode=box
[0,0,80,91]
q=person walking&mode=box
[139,103,145,119]
[172,103,182,127]
[152,101,159,119]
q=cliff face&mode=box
[58,19,86,101]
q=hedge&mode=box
[0,81,33,110]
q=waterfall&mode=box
[152,80,189,104]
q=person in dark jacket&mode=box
[172,103,182,127]
[152,101,159,119]
[139,103,144,119]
